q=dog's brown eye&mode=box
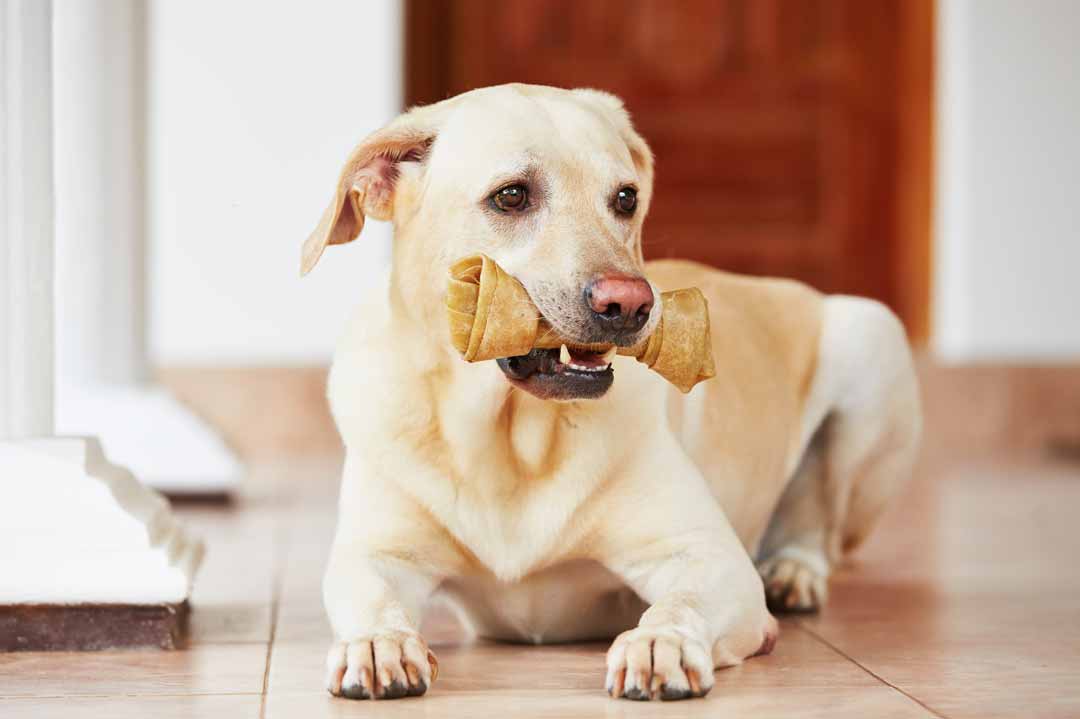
[614,186,637,214]
[492,184,528,212]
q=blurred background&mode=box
[49,0,1080,467]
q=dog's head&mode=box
[303,84,658,401]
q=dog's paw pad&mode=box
[325,632,437,700]
[758,554,828,613]
[605,628,713,701]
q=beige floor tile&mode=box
[0,694,260,719]
[274,600,330,644]
[802,455,1080,719]
[0,643,268,698]
[186,601,275,646]
[266,685,932,719]
[175,483,281,645]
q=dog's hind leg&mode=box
[757,429,832,612]
[757,296,922,612]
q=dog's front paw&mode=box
[605,627,713,701]
[325,631,438,700]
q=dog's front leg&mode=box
[321,462,453,700]
[322,546,439,699]
[595,445,777,701]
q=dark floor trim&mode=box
[0,601,189,651]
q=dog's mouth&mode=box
[496,344,616,401]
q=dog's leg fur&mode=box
[757,296,922,612]
[322,455,453,700]
[323,549,439,699]
[595,438,778,700]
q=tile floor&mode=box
[2,450,1078,718]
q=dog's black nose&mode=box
[584,274,654,334]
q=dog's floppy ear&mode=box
[300,107,440,275]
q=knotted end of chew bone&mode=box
[446,254,716,392]
[447,255,540,361]
[629,288,716,392]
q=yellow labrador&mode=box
[304,84,921,701]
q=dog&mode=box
[303,84,921,701]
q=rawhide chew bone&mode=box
[446,254,716,393]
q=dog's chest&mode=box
[434,470,594,580]
[417,392,614,580]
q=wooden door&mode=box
[406,0,932,340]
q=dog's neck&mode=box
[386,318,575,484]
[434,351,582,483]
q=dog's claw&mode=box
[326,633,436,701]
[605,629,713,701]
[379,678,410,700]
[427,650,439,683]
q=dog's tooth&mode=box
[560,344,571,365]
[601,346,617,364]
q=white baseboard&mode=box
[56,384,242,495]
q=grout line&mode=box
[257,596,280,719]
[794,621,949,719]
[257,524,287,718]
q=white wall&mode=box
[147,0,400,365]
[934,0,1080,361]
